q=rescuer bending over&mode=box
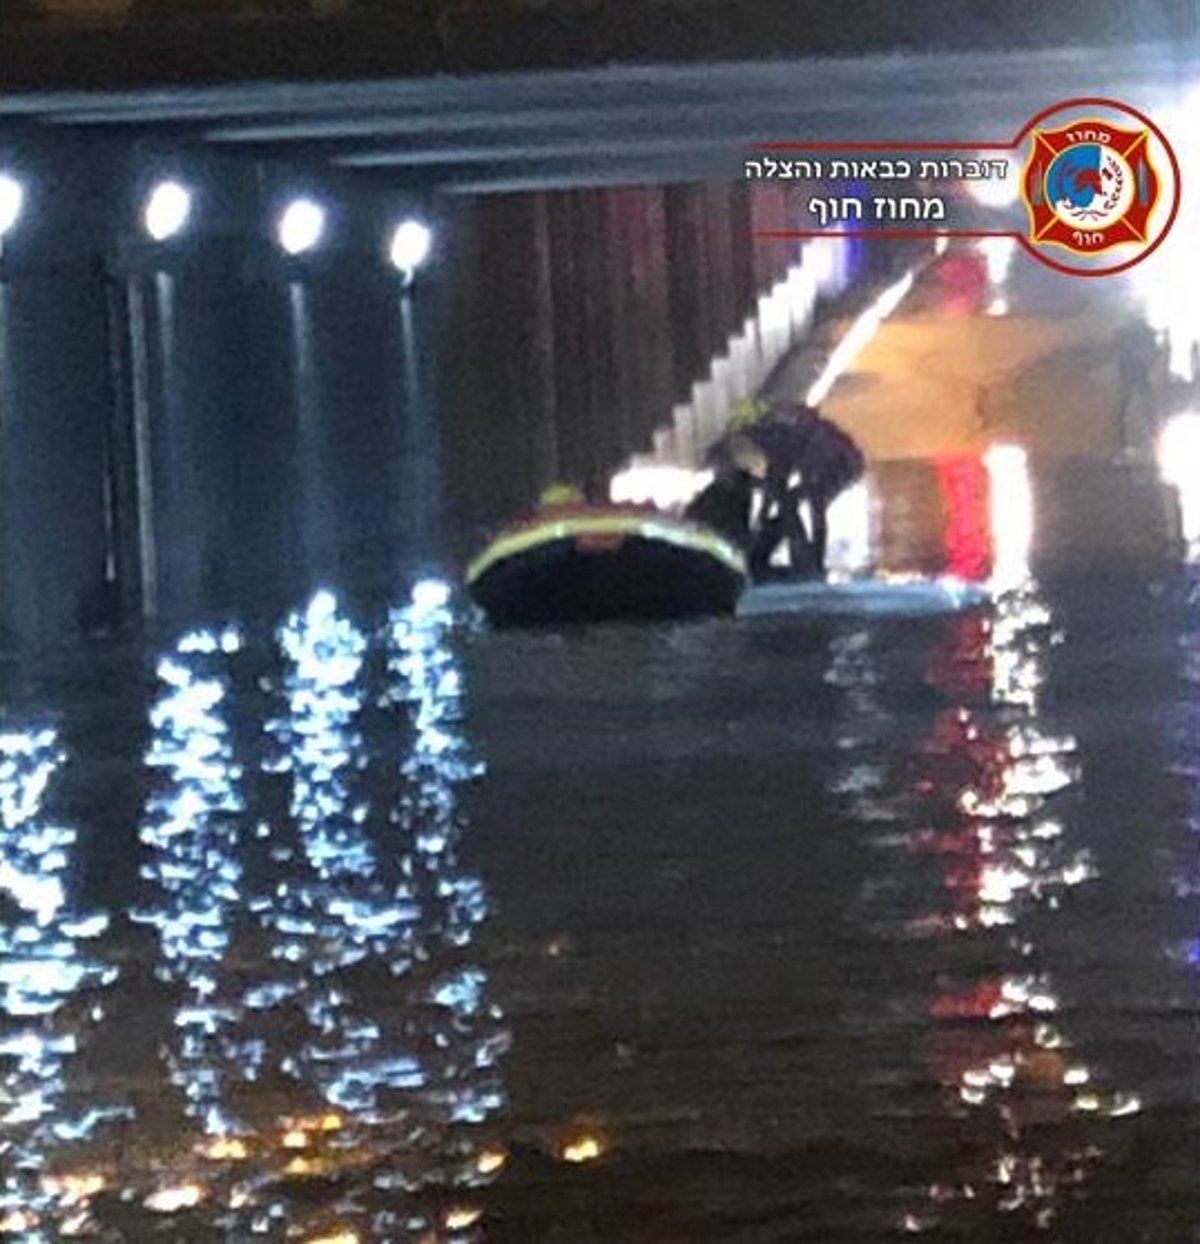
[692,400,865,581]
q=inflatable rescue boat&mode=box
[466,505,747,627]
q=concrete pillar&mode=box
[702,184,736,361]
[546,190,593,491]
[577,187,622,482]
[466,193,559,516]
[441,195,496,540]
[748,182,794,294]
[603,187,637,457]
[133,248,284,619]
[640,187,676,449]
[525,192,560,494]
[665,185,710,403]
[620,185,675,454]
[217,247,308,607]
[728,183,758,329]
[0,265,112,649]
[757,289,773,373]
[389,278,445,574]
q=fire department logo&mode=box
[1017,100,1180,275]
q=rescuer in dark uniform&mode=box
[683,436,763,553]
[739,401,865,579]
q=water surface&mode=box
[1,462,1197,1243]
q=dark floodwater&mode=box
[1,465,1198,1243]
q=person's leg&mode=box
[750,513,785,580]
[808,487,830,575]
[781,489,816,577]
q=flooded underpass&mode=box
[1,449,1197,1243]
[2,38,1200,1240]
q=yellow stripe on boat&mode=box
[466,512,747,585]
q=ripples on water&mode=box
[1,488,1198,1241]
[2,584,508,1242]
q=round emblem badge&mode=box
[1016,99,1181,275]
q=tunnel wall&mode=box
[0,164,876,649]
[440,179,873,537]
[0,265,114,649]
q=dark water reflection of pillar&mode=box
[152,270,208,620]
[394,287,447,574]
[287,279,337,581]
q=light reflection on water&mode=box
[0,728,121,1239]
[882,449,1141,1235]
[903,584,1126,1236]
[1,459,1197,1240]
[830,448,1173,1237]
[134,624,246,1143]
[0,584,506,1242]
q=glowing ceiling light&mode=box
[0,172,25,239]
[276,197,326,256]
[143,179,192,242]
[389,217,433,277]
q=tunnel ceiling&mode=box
[1,43,1194,194]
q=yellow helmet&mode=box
[539,483,585,508]
[726,395,768,432]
